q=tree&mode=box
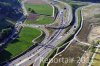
[28,8,31,11]
[31,9,36,13]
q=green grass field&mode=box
[0,27,41,63]
[25,4,53,16]
[92,49,100,66]
[94,14,100,18]
[26,15,54,24]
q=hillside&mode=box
[0,0,23,42]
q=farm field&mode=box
[25,15,54,24]
[0,27,42,63]
[25,3,53,16]
[92,49,100,66]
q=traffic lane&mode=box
[33,48,52,66]
[15,47,47,66]
[17,48,51,66]
[9,46,44,66]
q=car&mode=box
[64,7,66,10]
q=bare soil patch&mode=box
[88,26,100,42]
[77,19,92,43]
[25,0,46,4]
[27,13,39,20]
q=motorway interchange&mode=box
[2,0,86,66]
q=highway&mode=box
[4,0,82,66]
[4,0,71,66]
[11,0,73,66]
[31,1,82,66]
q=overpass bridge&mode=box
[38,43,55,49]
[45,24,71,29]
